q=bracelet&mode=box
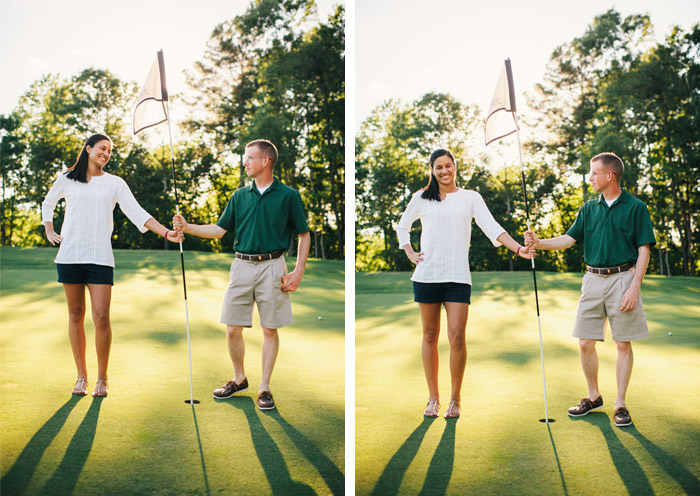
[164,230,170,239]
[517,246,522,256]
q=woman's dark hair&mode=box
[65,134,111,183]
[421,148,456,201]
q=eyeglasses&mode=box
[244,155,266,161]
[589,170,616,177]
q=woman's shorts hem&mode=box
[413,281,471,304]
[57,263,114,285]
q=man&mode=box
[173,139,310,410]
[524,152,655,427]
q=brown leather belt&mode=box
[235,251,284,262]
[586,262,634,275]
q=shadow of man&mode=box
[572,413,654,496]
[625,425,700,494]
[418,418,456,496]
[229,397,315,495]
[267,409,344,496]
[38,396,104,495]
[1,395,82,494]
[371,417,436,496]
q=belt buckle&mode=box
[257,255,262,261]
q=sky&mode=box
[356,0,700,133]
[0,0,339,116]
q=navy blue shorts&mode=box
[413,281,471,304]
[57,263,114,285]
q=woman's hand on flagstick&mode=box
[517,244,534,259]
[166,229,184,243]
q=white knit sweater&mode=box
[42,172,153,268]
[396,189,505,284]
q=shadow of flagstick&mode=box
[371,417,436,496]
[1,396,82,494]
[546,423,569,496]
[38,396,104,496]
[191,404,211,496]
[625,425,700,494]
[229,398,315,495]
[418,419,456,496]
[574,413,654,496]
[267,410,345,496]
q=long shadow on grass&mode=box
[418,419,456,496]
[229,398,315,495]
[38,396,103,495]
[625,426,700,494]
[191,404,211,496]
[371,417,436,496]
[545,423,569,496]
[573,414,653,496]
[1,396,82,494]
[267,410,344,495]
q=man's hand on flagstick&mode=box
[173,214,188,234]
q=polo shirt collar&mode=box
[248,177,281,195]
[597,188,628,207]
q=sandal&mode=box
[92,378,109,397]
[445,400,461,419]
[73,376,88,396]
[424,398,440,418]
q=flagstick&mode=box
[164,100,198,406]
[513,112,552,423]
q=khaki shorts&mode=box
[573,270,649,342]
[220,256,293,329]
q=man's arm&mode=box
[281,231,310,292]
[620,244,650,312]
[173,214,227,239]
[524,230,577,251]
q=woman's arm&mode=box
[42,175,65,245]
[144,218,184,243]
[496,232,533,259]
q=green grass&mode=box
[356,271,700,495]
[1,247,344,495]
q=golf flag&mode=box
[133,50,169,135]
[484,58,518,146]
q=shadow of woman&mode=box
[371,417,437,496]
[573,413,654,496]
[266,409,345,496]
[625,425,700,494]
[1,395,82,494]
[418,419,456,496]
[229,397,315,495]
[37,396,104,495]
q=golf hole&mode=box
[185,400,201,404]
[539,418,556,423]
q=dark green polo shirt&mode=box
[216,177,309,254]
[567,189,656,268]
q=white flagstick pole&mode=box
[158,50,198,405]
[505,58,552,423]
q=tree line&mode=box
[0,0,345,260]
[356,10,699,276]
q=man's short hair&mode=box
[591,152,624,179]
[247,139,278,169]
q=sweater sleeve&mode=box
[116,178,153,233]
[42,173,65,224]
[396,193,421,248]
[472,192,505,247]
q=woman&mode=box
[42,133,183,397]
[396,148,532,418]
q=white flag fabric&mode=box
[133,55,168,135]
[484,63,518,146]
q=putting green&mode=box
[356,271,700,495]
[1,247,344,495]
